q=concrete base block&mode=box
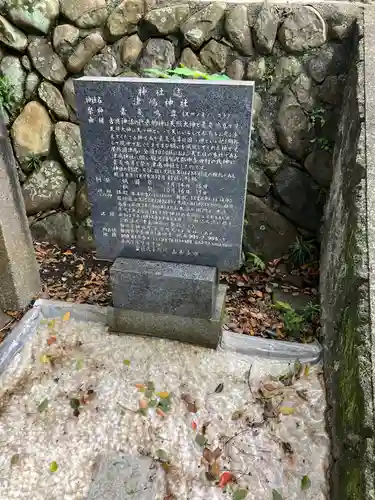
[108,284,227,349]
[111,258,217,319]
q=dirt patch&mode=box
[33,242,319,343]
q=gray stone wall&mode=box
[320,15,375,500]
[0,0,361,257]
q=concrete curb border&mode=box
[0,298,322,378]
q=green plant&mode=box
[261,65,274,86]
[0,76,15,114]
[26,154,42,171]
[311,136,333,152]
[142,66,231,81]
[274,301,305,336]
[308,107,325,129]
[244,252,266,272]
[288,237,316,267]
[302,301,320,322]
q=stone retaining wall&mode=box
[320,9,375,499]
[0,0,362,258]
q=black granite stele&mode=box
[74,77,254,271]
[74,76,255,348]
[111,258,217,318]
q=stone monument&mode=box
[0,114,40,312]
[74,77,254,348]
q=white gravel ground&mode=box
[0,314,329,500]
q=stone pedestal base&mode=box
[111,258,218,319]
[108,284,226,349]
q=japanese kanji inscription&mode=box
[74,77,254,270]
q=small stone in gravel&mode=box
[88,453,156,500]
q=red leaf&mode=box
[218,472,233,488]
[139,399,148,409]
[191,420,197,430]
[156,408,167,417]
[47,336,57,345]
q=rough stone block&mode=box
[0,115,40,311]
[320,15,375,500]
[87,453,156,500]
[111,258,217,319]
[108,284,226,348]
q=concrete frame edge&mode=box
[362,5,375,498]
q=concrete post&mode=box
[0,115,40,310]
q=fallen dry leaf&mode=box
[156,391,169,399]
[263,382,280,392]
[47,336,57,345]
[279,401,296,415]
[181,393,198,413]
[218,471,233,488]
[156,407,167,417]
[139,399,148,409]
[63,311,70,322]
[210,460,220,478]
[214,383,224,394]
[203,448,213,463]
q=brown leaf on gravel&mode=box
[181,393,197,413]
[203,448,213,463]
[210,460,220,478]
